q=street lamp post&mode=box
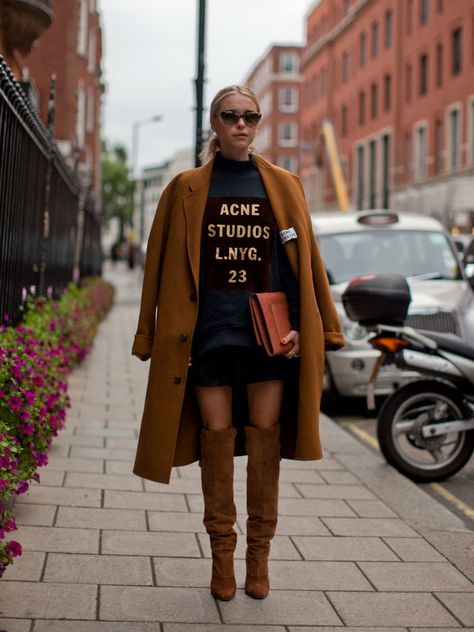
[130,115,162,262]
[194,0,206,167]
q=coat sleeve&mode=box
[131,177,178,360]
[296,178,345,351]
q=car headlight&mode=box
[336,305,369,344]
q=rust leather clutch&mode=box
[249,292,293,356]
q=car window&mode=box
[318,229,462,284]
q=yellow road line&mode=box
[340,419,474,521]
[430,483,474,520]
[340,421,379,450]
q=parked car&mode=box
[312,210,474,399]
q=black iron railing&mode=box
[0,56,101,321]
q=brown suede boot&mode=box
[245,424,280,599]
[200,427,237,601]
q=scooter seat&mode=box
[418,330,474,361]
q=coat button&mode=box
[173,376,181,384]
[179,334,188,342]
[189,293,197,302]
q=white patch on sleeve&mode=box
[279,227,297,245]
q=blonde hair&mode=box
[200,85,261,163]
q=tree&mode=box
[101,141,134,241]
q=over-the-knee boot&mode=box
[200,427,237,601]
[245,424,280,599]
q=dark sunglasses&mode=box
[217,110,262,127]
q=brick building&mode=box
[244,44,303,174]
[20,0,103,200]
[300,0,474,230]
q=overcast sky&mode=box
[101,0,316,171]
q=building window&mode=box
[452,28,462,75]
[320,68,326,96]
[279,87,298,112]
[405,132,412,181]
[369,139,377,208]
[76,82,86,148]
[342,51,349,83]
[279,122,298,147]
[420,0,429,25]
[77,0,88,56]
[385,10,393,48]
[280,53,298,73]
[407,0,413,35]
[313,73,318,103]
[359,31,367,66]
[356,145,365,209]
[470,100,474,165]
[88,31,96,73]
[415,124,427,181]
[371,21,379,58]
[278,156,298,173]
[359,90,366,125]
[342,104,348,136]
[419,54,428,95]
[406,63,412,103]
[86,89,94,133]
[384,74,391,112]
[434,119,443,174]
[436,43,443,87]
[370,82,378,119]
[382,133,390,209]
[448,107,460,170]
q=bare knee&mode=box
[195,386,233,431]
[247,380,284,429]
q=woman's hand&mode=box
[281,330,300,359]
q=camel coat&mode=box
[131,154,344,484]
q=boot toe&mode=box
[245,575,269,599]
[211,576,236,601]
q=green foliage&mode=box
[101,140,135,226]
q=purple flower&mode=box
[19,421,35,434]
[7,396,22,411]
[24,390,36,405]
[15,481,29,495]
[7,540,22,557]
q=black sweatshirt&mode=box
[192,152,300,358]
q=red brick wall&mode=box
[22,0,103,199]
[245,44,302,174]
[301,0,474,210]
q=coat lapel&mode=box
[255,156,300,278]
[183,159,214,290]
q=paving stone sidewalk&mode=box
[1,262,474,632]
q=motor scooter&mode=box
[342,274,474,482]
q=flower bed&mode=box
[0,278,114,576]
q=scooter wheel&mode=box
[377,380,474,483]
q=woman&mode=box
[132,85,344,602]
